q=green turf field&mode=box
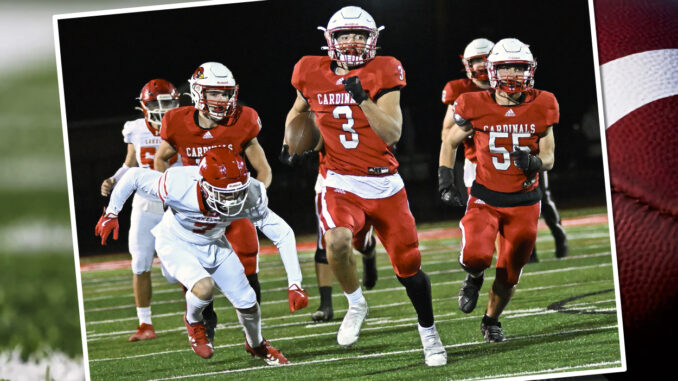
[80,209,623,380]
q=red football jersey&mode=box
[442,78,485,163]
[292,56,406,176]
[161,105,261,165]
[454,90,559,193]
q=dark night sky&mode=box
[57,0,607,255]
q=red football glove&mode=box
[95,208,119,245]
[288,283,309,313]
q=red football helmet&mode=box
[198,147,250,217]
[137,79,180,128]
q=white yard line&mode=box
[138,325,620,380]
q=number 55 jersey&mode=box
[454,90,559,198]
[291,56,406,177]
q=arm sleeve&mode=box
[253,208,303,286]
[106,168,162,215]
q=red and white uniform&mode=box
[121,118,180,274]
[160,106,262,275]
[453,89,559,285]
[441,79,484,188]
[292,56,419,278]
[106,166,303,304]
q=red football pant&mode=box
[226,218,259,275]
[460,196,541,285]
[315,190,373,253]
[320,187,420,278]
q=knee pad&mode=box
[314,248,328,264]
[130,251,154,275]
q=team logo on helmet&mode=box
[193,67,205,80]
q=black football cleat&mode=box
[203,303,218,344]
[527,248,539,263]
[311,305,334,322]
[481,315,505,343]
[458,273,484,314]
[554,228,569,258]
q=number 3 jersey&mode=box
[454,89,559,195]
[291,56,406,177]
[106,166,268,246]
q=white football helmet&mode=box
[462,38,494,81]
[318,6,385,66]
[188,62,239,121]
[487,38,537,94]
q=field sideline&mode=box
[80,208,623,380]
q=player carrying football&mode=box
[283,6,446,366]
[438,38,558,342]
[99,78,180,341]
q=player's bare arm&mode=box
[439,122,473,168]
[283,90,312,144]
[441,104,456,140]
[154,140,177,172]
[101,143,138,196]
[361,90,403,146]
[438,121,472,206]
[243,137,272,188]
[537,126,555,170]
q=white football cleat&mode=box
[418,324,447,366]
[337,298,368,347]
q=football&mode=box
[284,111,320,155]
[594,0,678,376]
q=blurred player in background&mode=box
[96,148,298,364]
[438,38,558,342]
[283,6,446,366]
[154,62,308,339]
[99,78,180,341]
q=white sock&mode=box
[137,307,152,325]
[418,322,436,334]
[237,304,263,347]
[185,291,211,324]
[344,287,365,306]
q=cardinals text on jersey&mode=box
[161,106,262,166]
[454,89,559,196]
[292,56,405,176]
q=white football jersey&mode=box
[107,166,268,246]
[122,118,182,170]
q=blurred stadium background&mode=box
[0,1,201,380]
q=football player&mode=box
[440,38,494,194]
[154,63,307,336]
[438,38,558,342]
[99,78,180,342]
[282,6,446,366]
[96,148,300,364]
[441,39,568,262]
[280,144,378,323]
